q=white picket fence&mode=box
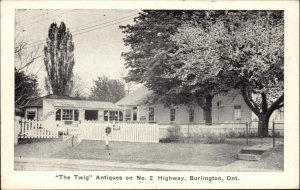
[80,121,159,143]
[18,118,58,139]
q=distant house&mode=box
[116,86,253,124]
[23,94,124,130]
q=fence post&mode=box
[71,135,74,147]
[273,119,275,148]
[14,116,21,145]
[260,121,263,146]
[246,122,249,146]
[187,124,190,144]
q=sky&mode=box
[15,9,141,96]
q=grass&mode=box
[15,138,244,166]
[15,139,69,158]
[51,140,245,166]
[14,137,283,169]
[226,137,284,146]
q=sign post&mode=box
[105,126,112,150]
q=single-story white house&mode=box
[23,94,124,131]
[116,86,254,125]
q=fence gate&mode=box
[80,122,159,143]
[18,118,58,139]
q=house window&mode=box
[170,108,176,122]
[148,107,155,122]
[27,111,36,120]
[56,109,61,121]
[74,110,79,121]
[133,107,138,121]
[109,111,118,121]
[119,111,123,122]
[104,111,109,121]
[62,109,73,120]
[234,105,242,120]
[203,110,206,121]
[189,109,194,123]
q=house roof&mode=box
[25,94,123,110]
[24,94,77,108]
[15,106,23,113]
[25,97,43,107]
[116,86,153,106]
[45,98,123,110]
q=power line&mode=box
[73,17,135,36]
[25,10,138,47]
[16,10,38,18]
[23,13,138,49]
[72,13,137,34]
[16,10,76,29]
[37,10,60,18]
[24,16,135,50]
[71,10,138,32]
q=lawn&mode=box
[51,140,245,166]
[14,137,283,168]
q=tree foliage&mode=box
[44,22,75,96]
[44,74,88,99]
[15,33,41,108]
[15,68,40,106]
[171,11,284,136]
[120,10,230,124]
[121,10,284,132]
[89,76,126,103]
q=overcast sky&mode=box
[15,9,141,96]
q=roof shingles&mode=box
[116,86,153,106]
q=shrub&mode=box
[190,131,226,144]
[203,132,227,144]
[165,125,183,141]
[269,131,282,138]
[225,129,259,138]
[225,130,238,138]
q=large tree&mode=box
[15,68,40,106]
[89,76,126,103]
[44,73,88,99]
[15,31,43,73]
[15,33,42,108]
[44,22,75,96]
[226,11,283,137]
[120,10,231,124]
[171,11,283,136]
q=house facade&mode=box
[116,86,253,124]
[23,94,124,131]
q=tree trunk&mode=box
[240,88,283,138]
[258,114,270,137]
[204,95,213,125]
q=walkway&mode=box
[15,156,280,171]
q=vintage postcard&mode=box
[1,0,299,189]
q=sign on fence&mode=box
[80,122,159,143]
